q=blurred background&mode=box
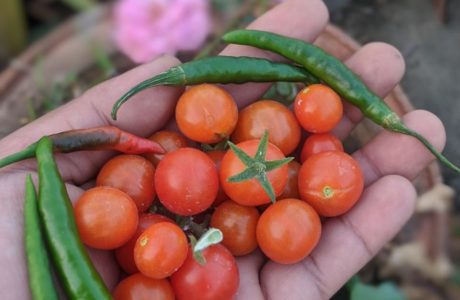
[0,0,459,299]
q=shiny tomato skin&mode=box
[97,155,156,212]
[220,140,288,206]
[298,151,364,217]
[277,160,301,200]
[113,273,175,300]
[134,222,188,279]
[300,133,344,163]
[210,200,260,256]
[74,186,138,250]
[155,148,218,216]
[144,130,189,166]
[171,244,239,300]
[175,84,238,143]
[115,214,174,274]
[256,198,321,264]
[294,84,343,133]
[231,100,301,155]
[206,150,231,206]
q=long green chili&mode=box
[36,137,111,300]
[223,29,460,173]
[111,55,319,119]
[24,174,59,300]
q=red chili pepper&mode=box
[0,126,164,168]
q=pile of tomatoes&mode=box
[73,83,364,299]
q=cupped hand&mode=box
[0,0,445,299]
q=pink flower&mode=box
[114,0,211,63]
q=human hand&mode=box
[0,0,446,299]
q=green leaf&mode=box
[228,141,254,166]
[264,157,294,171]
[254,131,269,161]
[228,167,259,182]
[257,173,276,203]
[350,281,406,300]
[194,228,223,253]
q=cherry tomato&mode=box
[256,198,321,264]
[175,84,238,143]
[171,244,239,300]
[300,133,344,163]
[143,130,189,166]
[113,273,175,300]
[210,200,259,256]
[294,84,343,133]
[115,214,174,274]
[134,222,188,279]
[298,151,364,217]
[277,160,301,200]
[74,186,138,249]
[231,100,301,155]
[97,155,156,212]
[206,150,230,206]
[220,139,288,206]
[155,148,218,216]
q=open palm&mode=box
[0,0,445,299]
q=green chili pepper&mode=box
[24,174,59,300]
[36,137,111,300]
[111,56,319,119]
[223,30,460,174]
[0,126,164,169]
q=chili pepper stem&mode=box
[0,143,37,168]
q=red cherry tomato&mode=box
[277,160,301,200]
[298,151,364,217]
[210,200,260,256]
[97,155,156,212]
[231,100,301,155]
[155,148,218,216]
[300,133,344,163]
[294,84,343,133]
[256,198,321,264]
[171,244,239,300]
[206,150,231,206]
[113,273,175,300]
[220,140,288,206]
[144,130,189,166]
[74,186,138,249]
[175,84,238,143]
[134,222,188,279]
[115,214,174,274]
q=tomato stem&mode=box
[227,131,293,203]
[190,228,223,265]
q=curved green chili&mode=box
[111,56,319,119]
[223,29,460,173]
[24,174,59,300]
[36,137,111,300]
[0,126,164,169]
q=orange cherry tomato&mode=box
[277,160,301,200]
[220,139,288,206]
[115,214,174,274]
[206,150,231,206]
[134,222,188,279]
[256,198,321,264]
[294,84,343,133]
[113,273,175,300]
[97,155,156,212]
[210,200,260,256]
[171,245,239,300]
[175,84,238,143]
[74,186,138,249]
[143,130,189,166]
[298,151,364,217]
[231,100,301,155]
[300,133,344,163]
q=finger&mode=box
[220,0,329,107]
[332,42,406,139]
[0,55,183,183]
[353,109,446,185]
[260,175,416,299]
[235,250,266,300]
